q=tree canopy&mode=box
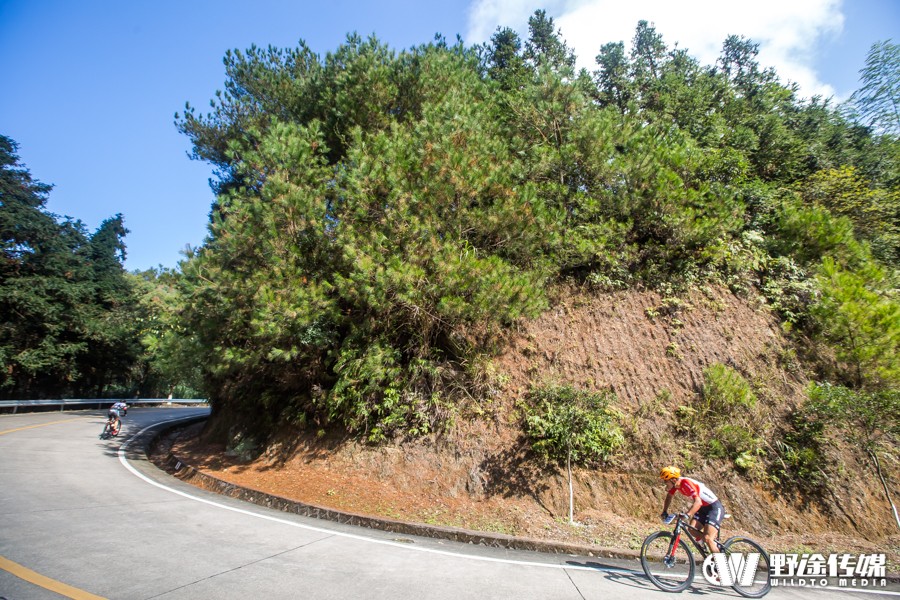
[0,136,143,398]
[170,18,897,441]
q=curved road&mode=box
[0,408,896,600]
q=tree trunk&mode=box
[567,451,574,525]
[868,449,900,531]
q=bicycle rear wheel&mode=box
[721,536,771,598]
[641,531,695,592]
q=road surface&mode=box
[1,408,896,599]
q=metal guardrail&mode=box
[0,398,208,414]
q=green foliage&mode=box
[4,15,898,458]
[702,362,758,412]
[846,40,900,136]
[806,382,900,453]
[800,166,900,265]
[769,195,868,268]
[522,385,624,465]
[677,364,765,475]
[774,414,829,491]
[170,15,899,442]
[0,135,145,398]
[132,267,205,398]
[812,258,899,389]
[177,47,551,436]
[523,10,575,73]
[760,256,817,327]
[777,383,900,492]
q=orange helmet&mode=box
[660,466,681,481]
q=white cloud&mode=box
[466,0,845,99]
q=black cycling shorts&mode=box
[695,500,725,529]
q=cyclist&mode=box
[658,466,725,555]
[106,401,127,434]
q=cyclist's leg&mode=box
[692,505,709,544]
[701,501,725,554]
[703,523,721,554]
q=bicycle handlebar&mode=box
[661,512,702,526]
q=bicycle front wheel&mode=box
[641,531,695,592]
[721,536,771,598]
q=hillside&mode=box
[170,285,899,566]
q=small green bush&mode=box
[522,385,624,465]
[678,364,766,475]
[701,363,757,413]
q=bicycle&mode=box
[98,417,121,439]
[640,512,771,597]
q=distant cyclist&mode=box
[106,401,127,434]
[658,466,725,555]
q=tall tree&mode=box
[0,135,85,396]
[76,214,142,397]
[0,135,141,398]
[717,35,773,95]
[176,41,325,193]
[524,10,575,74]
[594,41,632,112]
[132,267,205,398]
[175,22,898,447]
[484,27,530,91]
[177,43,552,438]
[813,258,899,389]
[629,20,668,112]
[848,40,900,136]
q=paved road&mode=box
[1,408,897,600]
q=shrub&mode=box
[523,385,624,465]
[522,384,624,523]
[776,383,900,502]
[701,363,757,414]
[678,364,765,475]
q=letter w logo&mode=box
[703,552,761,587]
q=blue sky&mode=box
[2,0,897,272]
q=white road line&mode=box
[118,415,900,597]
[117,416,627,573]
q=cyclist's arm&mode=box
[686,496,702,520]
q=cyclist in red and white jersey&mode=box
[658,466,726,555]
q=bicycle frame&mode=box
[666,513,723,561]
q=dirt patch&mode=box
[154,286,900,569]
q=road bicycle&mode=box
[98,418,121,440]
[640,512,771,597]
